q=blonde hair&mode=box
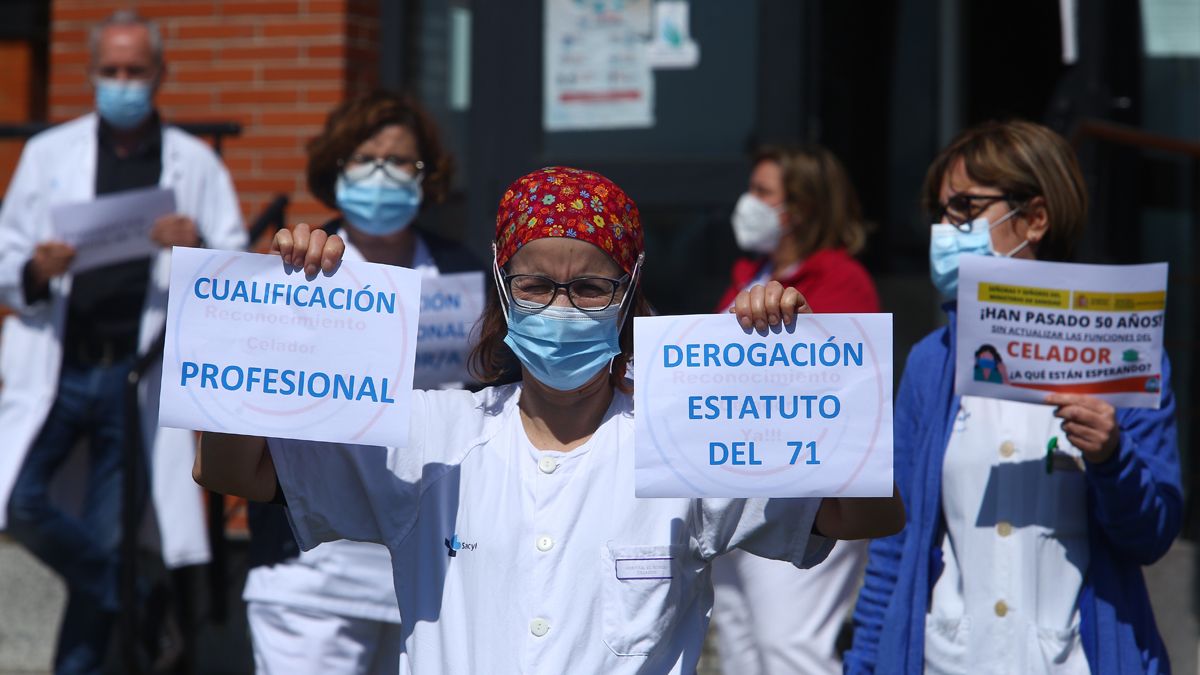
[923,119,1088,262]
[755,145,869,256]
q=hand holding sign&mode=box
[1047,393,1120,463]
[728,280,813,331]
[150,214,201,248]
[272,222,346,276]
[28,241,77,286]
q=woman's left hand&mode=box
[730,280,812,332]
[1046,393,1120,463]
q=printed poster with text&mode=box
[956,256,1167,408]
[634,314,893,498]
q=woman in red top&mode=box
[716,145,879,314]
[711,145,879,675]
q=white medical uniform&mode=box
[924,396,1090,675]
[712,259,868,675]
[270,384,832,674]
[243,236,440,675]
[0,113,246,567]
[711,540,866,675]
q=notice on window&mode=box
[543,0,654,131]
[1141,0,1200,57]
[956,256,1168,409]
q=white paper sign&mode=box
[956,256,1167,409]
[159,248,422,447]
[51,186,175,273]
[543,0,655,131]
[634,314,893,498]
[413,271,485,389]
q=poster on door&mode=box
[543,0,655,131]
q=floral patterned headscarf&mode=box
[493,166,644,274]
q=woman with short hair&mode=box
[845,120,1180,675]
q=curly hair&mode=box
[306,90,454,211]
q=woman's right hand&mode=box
[730,280,812,332]
[272,222,346,276]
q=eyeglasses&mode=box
[933,193,1023,230]
[339,154,425,184]
[503,273,630,312]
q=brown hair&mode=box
[755,145,869,256]
[469,282,654,393]
[922,119,1088,262]
[306,90,453,211]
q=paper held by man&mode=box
[50,186,175,273]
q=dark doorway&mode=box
[965,2,1065,125]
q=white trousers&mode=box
[247,601,404,675]
[712,539,868,675]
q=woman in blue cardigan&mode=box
[845,120,1182,675]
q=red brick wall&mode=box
[49,0,382,235]
[0,41,35,193]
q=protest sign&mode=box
[51,186,174,273]
[956,256,1167,408]
[413,271,485,389]
[633,314,893,498]
[159,247,422,446]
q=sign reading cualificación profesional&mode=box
[159,247,421,447]
[633,314,893,498]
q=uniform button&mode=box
[530,618,550,637]
[997,521,1013,537]
[994,600,1008,617]
[538,456,558,474]
[999,441,1016,458]
[536,535,554,552]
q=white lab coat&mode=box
[0,112,247,568]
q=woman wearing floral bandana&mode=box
[194,167,904,674]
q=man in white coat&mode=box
[0,11,246,673]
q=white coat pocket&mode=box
[601,543,689,657]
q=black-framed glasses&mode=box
[339,154,425,184]
[503,273,631,312]
[933,193,1022,230]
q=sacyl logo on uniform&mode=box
[444,534,477,557]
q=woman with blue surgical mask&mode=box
[195,166,906,674]
[241,91,482,675]
[846,120,1181,675]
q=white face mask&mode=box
[731,192,786,254]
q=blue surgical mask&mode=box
[495,252,642,391]
[94,78,154,130]
[977,357,996,370]
[503,303,623,391]
[929,209,1025,299]
[335,171,422,236]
